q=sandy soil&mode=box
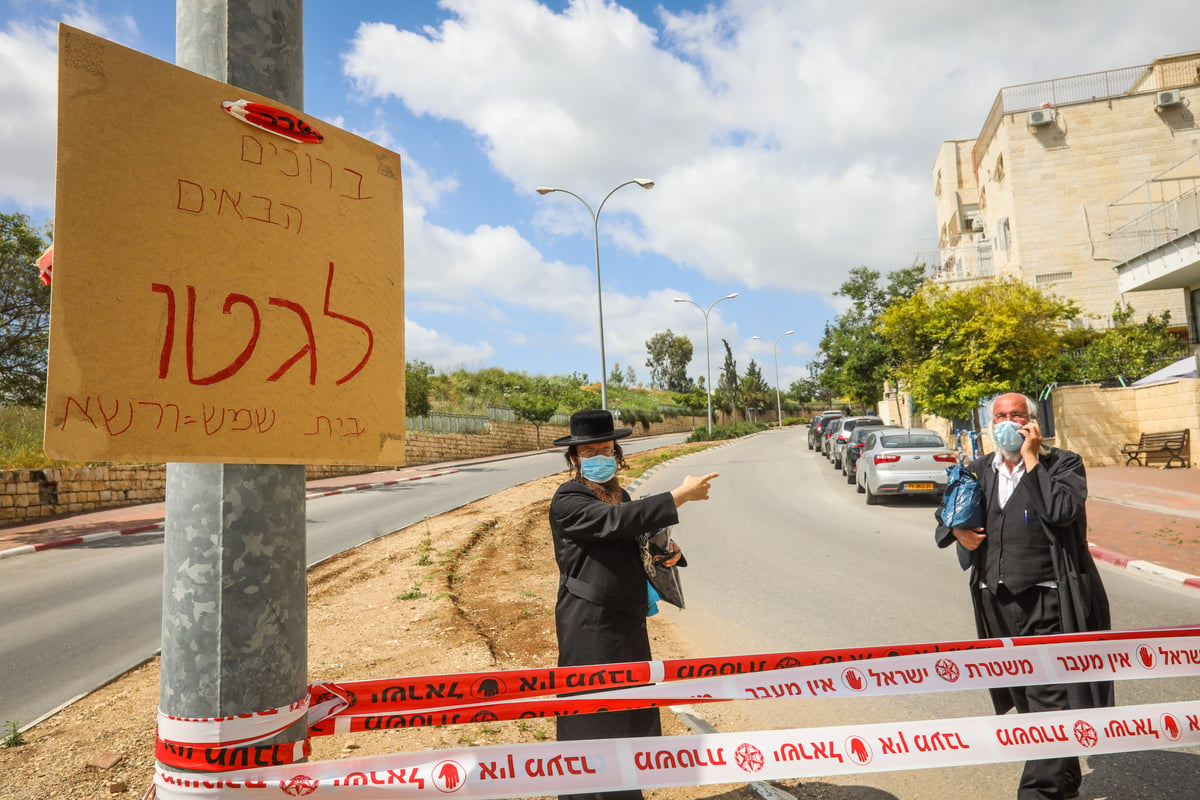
[0,443,847,800]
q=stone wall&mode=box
[0,415,701,526]
[1051,379,1198,467]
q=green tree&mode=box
[816,265,926,406]
[404,360,435,416]
[787,376,817,405]
[878,279,1078,419]
[717,338,740,415]
[624,364,637,387]
[1,213,51,405]
[670,387,707,415]
[510,394,558,449]
[644,330,694,392]
[1074,305,1182,383]
[609,361,626,387]
[740,358,770,415]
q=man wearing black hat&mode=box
[549,409,718,800]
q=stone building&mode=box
[930,51,1200,341]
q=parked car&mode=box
[842,423,897,484]
[809,412,844,451]
[829,416,884,469]
[855,428,958,505]
[807,411,844,450]
[820,417,845,460]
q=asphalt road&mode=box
[4,428,1198,799]
[638,426,1200,800]
[0,435,685,728]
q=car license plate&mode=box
[906,482,934,491]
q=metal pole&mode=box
[164,0,307,769]
[754,330,792,428]
[590,203,607,410]
[704,316,713,434]
[536,180,653,410]
[675,293,737,435]
[772,343,783,427]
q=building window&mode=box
[993,155,1005,183]
[997,217,1011,251]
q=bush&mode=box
[0,405,61,469]
[686,420,769,442]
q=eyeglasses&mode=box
[993,412,1030,422]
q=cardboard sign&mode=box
[45,25,405,465]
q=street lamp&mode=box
[673,292,738,434]
[753,330,794,429]
[536,178,655,410]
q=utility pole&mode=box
[161,0,308,766]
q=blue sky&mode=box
[4,1,1199,392]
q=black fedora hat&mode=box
[552,409,633,447]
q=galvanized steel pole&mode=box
[163,0,308,766]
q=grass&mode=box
[3,720,24,747]
[0,405,65,470]
[397,584,426,601]
[622,441,720,480]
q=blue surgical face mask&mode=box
[994,421,1025,452]
[580,454,618,483]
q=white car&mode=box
[855,428,958,505]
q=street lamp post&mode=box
[536,179,655,410]
[674,293,738,435]
[753,330,794,429]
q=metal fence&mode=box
[1104,152,1200,266]
[406,412,491,434]
[999,64,1148,115]
[407,404,692,434]
[930,242,995,283]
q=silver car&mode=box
[828,416,883,469]
[855,428,958,505]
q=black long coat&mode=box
[548,479,679,800]
[935,448,1114,714]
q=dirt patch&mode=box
[1,444,835,800]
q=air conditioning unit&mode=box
[1027,108,1054,126]
[1156,89,1182,109]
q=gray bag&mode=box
[639,528,685,609]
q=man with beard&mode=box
[935,392,1113,800]
[549,409,718,800]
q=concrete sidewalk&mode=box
[2,458,1198,591]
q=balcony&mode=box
[929,242,995,284]
[1102,152,1200,293]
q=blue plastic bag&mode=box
[941,464,983,529]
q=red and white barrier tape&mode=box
[153,700,1200,798]
[308,625,1200,719]
[309,634,1200,734]
[151,627,1200,795]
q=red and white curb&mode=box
[1089,543,1200,591]
[0,470,458,560]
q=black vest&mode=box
[982,469,1055,594]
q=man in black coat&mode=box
[549,410,718,800]
[936,393,1113,800]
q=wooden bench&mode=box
[1121,429,1190,468]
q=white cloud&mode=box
[344,0,1200,304]
[404,316,495,369]
[0,18,58,212]
[0,3,143,215]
